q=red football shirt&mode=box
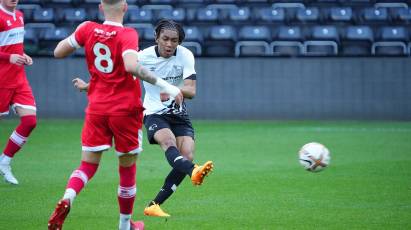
[69,21,143,116]
[0,5,27,89]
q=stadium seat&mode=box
[235,26,271,57]
[128,8,154,23]
[372,27,409,56]
[228,7,251,23]
[235,41,270,57]
[125,23,152,38]
[182,41,202,56]
[238,26,271,42]
[183,26,203,56]
[17,4,41,22]
[272,2,305,22]
[84,0,101,3]
[124,23,155,49]
[271,26,304,56]
[40,27,71,56]
[296,7,320,23]
[341,26,374,56]
[157,8,186,22]
[141,26,156,49]
[33,8,55,22]
[394,8,411,23]
[361,7,389,23]
[304,26,339,56]
[63,8,87,23]
[42,27,70,41]
[184,26,204,43]
[256,7,285,24]
[50,0,73,3]
[149,0,176,4]
[21,0,41,3]
[204,25,236,57]
[196,7,219,23]
[26,23,56,39]
[329,7,353,22]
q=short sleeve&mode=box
[68,21,90,48]
[121,28,139,57]
[181,48,196,79]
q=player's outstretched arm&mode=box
[54,35,76,58]
[122,52,183,105]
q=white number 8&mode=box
[93,42,113,73]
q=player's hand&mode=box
[160,92,170,102]
[9,54,26,66]
[72,78,89,92]
[174,91,183,106]
[23,53,33,65]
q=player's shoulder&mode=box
[15,9,23,17]
[138,46,156,57]
[123,26,138,33]
[177,45,194,57]
[176,45,195,62]
[75,21,95,31]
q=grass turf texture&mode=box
[0,120,410,230]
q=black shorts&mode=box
[144,114,195,144]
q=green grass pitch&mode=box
[1,120,410,229]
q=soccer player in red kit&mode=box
[47,0,184,229]
[0,0,37,185]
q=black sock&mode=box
[150,168,186,206]
[165,146,194,176]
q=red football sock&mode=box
[66,161,99,194]
[2,115,37,158]
[118,163,136,215]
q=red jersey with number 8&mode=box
[69,21,143,116]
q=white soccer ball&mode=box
[298,142,330,172]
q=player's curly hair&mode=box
[154,19,185,44]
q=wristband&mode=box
[155,78,180,97]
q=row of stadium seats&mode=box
[19,4,411,25]
[18,0,411,5]
[24,23,411,56]
[18,1,411,56]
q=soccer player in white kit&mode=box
[140,19,214,217]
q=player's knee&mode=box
[161,138,177,150]
[22,115,37,130]
[181,150,193,161]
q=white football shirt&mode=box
[139,45,196,116]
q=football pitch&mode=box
[0,119,410,230]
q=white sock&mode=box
[118,214,131,230]
[0,154,11,165]
[62,188,77,206]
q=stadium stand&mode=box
[17,0,411,57]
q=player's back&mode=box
[72,21,142,116]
